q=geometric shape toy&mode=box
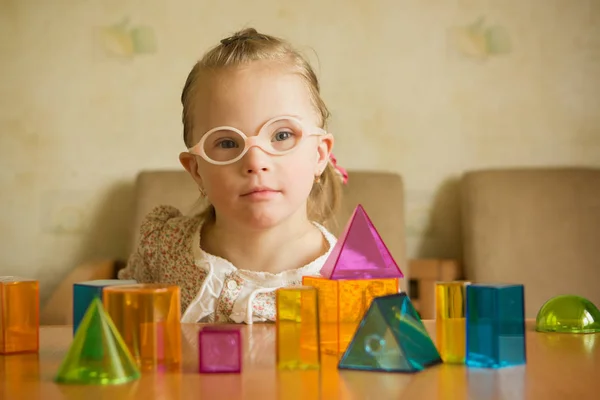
[0,277,39,354]
[102,284,182,372]
[199,326,242,373]
[535,294,600,333]
[466,284,526,368]
[435,281,470,364]
[338,293,442,372]
[302,276,399,356]
[276,286,320,370]
[320,204,404,280]
[73,279,136,336]
[54,298,141,385]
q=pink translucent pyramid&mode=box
[321,204,404,280]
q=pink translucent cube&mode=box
[198,326,242,373]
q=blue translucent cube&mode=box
[466,284,526,368]
[73,279,136,335]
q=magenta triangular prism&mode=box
[321,205,404,280]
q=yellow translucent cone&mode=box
[55,298,141,385]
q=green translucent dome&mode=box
[536,295,600,333]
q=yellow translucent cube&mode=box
[276,286,320,370]
[0,277,39,354]
[302,276,399,356]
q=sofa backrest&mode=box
[130,169,407,281]
[461,167,600,317]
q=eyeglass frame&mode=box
[187,115,329,166]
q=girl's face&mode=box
[179,61,333,230]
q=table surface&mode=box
[1,320,598,399]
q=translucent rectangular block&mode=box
[466,284,526,368]
[103,284,182,372]
[198,326,242,373]
[276,286,320,370]
[73,279,136,335]
[435,281,469,364]
[302,276,399,356]
[0,277,39,354]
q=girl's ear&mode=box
[315,134,334,175]
[179,152,204,188]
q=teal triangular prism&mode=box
[338,302,410,371]
[338,293,442,373]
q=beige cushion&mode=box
[130,169,407,281]
[461,168,600,318]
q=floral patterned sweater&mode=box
[118,205,336,324]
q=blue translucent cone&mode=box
[55,298,141,385]
[338,293,441,372]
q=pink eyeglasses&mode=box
[187,116,327,166]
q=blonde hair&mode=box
[180,28,342,227]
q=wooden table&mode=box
[1,321,598,399]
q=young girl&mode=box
[118,28,348,324]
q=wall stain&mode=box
[94,16,157,59]
[448,17,512,61]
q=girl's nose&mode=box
[241,146,271,174]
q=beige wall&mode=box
[1,0,599,301]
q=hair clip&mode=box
[329,154,348,185]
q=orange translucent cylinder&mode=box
[302,276,399,356]
[0,277,39,354]
[103,284,182,372]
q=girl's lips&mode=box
[241,189,280,200]
[241,186,277,195]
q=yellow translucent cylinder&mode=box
[435,281,469,364]
[302,276,399,356]
[0,277,39,354]
[103,284,182,372]
[276,286,320,370]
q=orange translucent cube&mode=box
[103,284,182,372]
[302,276,399,356]
[0,277,39,354]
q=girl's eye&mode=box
[273,131,293,142]
[217,139,239,149]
